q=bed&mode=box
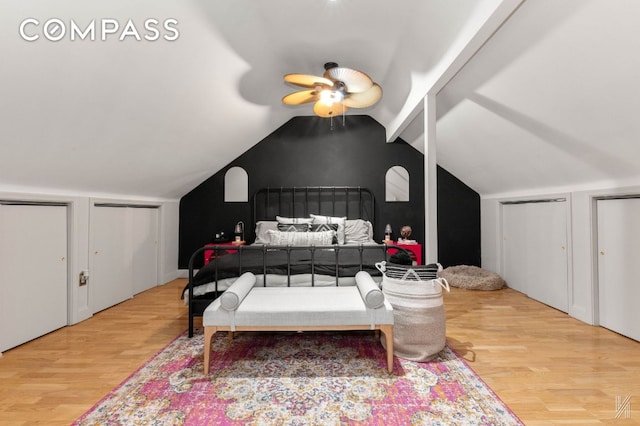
[184,186,411,337]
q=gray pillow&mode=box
[220,272,256,310]
[345,219,374,243]
[355,271,385,309]
[254,221,278,244]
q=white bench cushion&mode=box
[204,286,393,330]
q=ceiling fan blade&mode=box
[284,74,334,88]
[282,89,318,105]
[323,67,373,93]
[343,83,382,108]
[313,101,349,118]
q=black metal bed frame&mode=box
[186,186,406,337]
[252,186,375,224]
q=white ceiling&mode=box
[1,0,639,199]
[435,0,640,196]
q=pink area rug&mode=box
[73,330,523,425]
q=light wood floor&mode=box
[0,279,638,425]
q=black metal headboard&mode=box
[252,186,375,225]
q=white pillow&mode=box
[267,229,336,246]
[310,214,347,244]
[345,219,374,243]
[254,221,278,244]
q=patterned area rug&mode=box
[73,330,523,425]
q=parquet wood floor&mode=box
[0,279,638,425]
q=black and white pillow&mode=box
[383,262,442,281]
[309,223,338,233]
[310,223,339,244]
[310,214,347,244]
[277,223,310,232]
[267,230,336,246]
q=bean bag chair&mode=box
[438,265,505,291]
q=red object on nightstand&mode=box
[388,242,423,265]
[204,241,245,264]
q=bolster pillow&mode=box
[355,271,385,309]
[220,272,256,310]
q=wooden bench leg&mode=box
[204,327,217,375]
[379,325,394,374]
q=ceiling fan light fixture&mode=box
[282,62,381,118]
[320,89,335,105]
[320,88,344,106]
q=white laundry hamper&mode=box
[376,261,450,361]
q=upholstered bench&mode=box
[203,271,395,373]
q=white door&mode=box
[91,206,132,312]
[502,203,528,294]
[502,200,569,312]
[597,198,640,341]
[132,207,158,294]
[0,204,67,352]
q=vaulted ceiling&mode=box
[1,0,639,200]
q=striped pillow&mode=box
[267,230,336,246]
[277,223,310,232]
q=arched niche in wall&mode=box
[385,166,410,202]
[224,166,248,202]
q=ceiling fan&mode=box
[282,62,382,117]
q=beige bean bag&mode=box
[438,265,505,291]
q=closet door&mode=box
[91,206,132,313]
[0,204,67,352]
[597,198,640,341]
[502,203,529,294]
[132,207,158,295]
[502,200,568,312]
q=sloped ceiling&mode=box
[1,0,638,200]
[434,0,640,196]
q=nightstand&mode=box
[204,241,245,264]
[389,242,422,265]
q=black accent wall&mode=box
[179,115,480,269]
[437,166,481,267]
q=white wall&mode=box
[0,188,180,325]
[482,180,640,326]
